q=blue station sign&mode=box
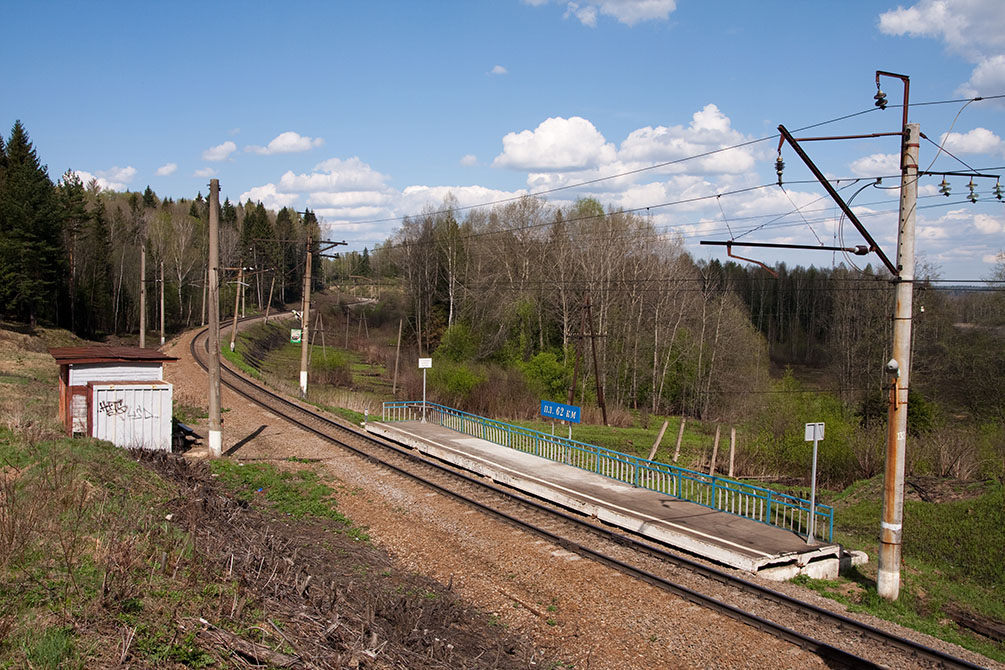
[540,400,581,424]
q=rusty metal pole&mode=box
[207,179,222,458]
[878,122,919,601]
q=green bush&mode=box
[435,323,479,362]
[428,360,487,405]
[312,349,352,387]
[746,371,859,486]
[520,352,570,401]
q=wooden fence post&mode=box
[709,425,721,476]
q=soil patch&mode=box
[138,451,543,669]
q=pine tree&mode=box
[359,247,372,277]
[79,199,114,336]
[58,170,88,332]
[0,121,64,326]
[142,185,157,208]
[221,197,237,226]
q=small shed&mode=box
[49,346,178,451]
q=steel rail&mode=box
[190,322,989,670]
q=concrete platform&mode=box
[366,420,848,580]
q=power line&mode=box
[337,94,1003,231]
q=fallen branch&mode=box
[180,616,302,667]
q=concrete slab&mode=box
[366,420,842,579]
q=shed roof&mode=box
[48,346,178,366]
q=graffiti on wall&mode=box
[98,399,155,420]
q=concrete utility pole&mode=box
[299,233,312,398]
[160,260,165,346]
[207,179,222,459]
[878,122,919,601]
[139,246,146,348]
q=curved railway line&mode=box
[191,322,992,670]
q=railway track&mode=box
[190,322,991,670]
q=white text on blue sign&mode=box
[540,400,582,424]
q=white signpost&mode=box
[804,422,824,544]
[418,358,432,422]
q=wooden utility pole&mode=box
[709,425,721,476]
[728,426,736,478]
[299,234,312,398]
[584,295,608,426]
[568,307,585,407]
[647,420,669,462]
[392,318,402,395]
[264,272,275,322]
[139,246,146,348]
[229,265,242,352]
[201,268,208,326]
[673,418,686,463]
[207,179,222,458]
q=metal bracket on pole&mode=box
[726,243,778,278]
[777,125,899,277]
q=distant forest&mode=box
[3,120,1004,483]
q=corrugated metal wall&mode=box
[90,383,173,451]
[69,362,163,386]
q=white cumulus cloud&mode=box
[246,131,325,155]
[959,54,1005,98]
[155,162,177,176]
[460,154,478,166]
[939,127,1003,155]
[194,167,218,178]
[878,1,1005,99]
[71,165,137,192]
[493,116,617,171]
[202,141,236,162]
[849,153,900,177]
[619,104,754,174]
[490,65,508,75]
[973,213,1004,234]
[535,0,675,26]
[279,157,391,192]
[238,183,299,210]
[71,164,136,190]
[878,0,1005,57]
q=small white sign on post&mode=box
[804,422,824,441]
[804,422,824,544]
[418,358,432,422]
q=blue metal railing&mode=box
[380,401,834,542]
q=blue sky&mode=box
[3,0,1004,280]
